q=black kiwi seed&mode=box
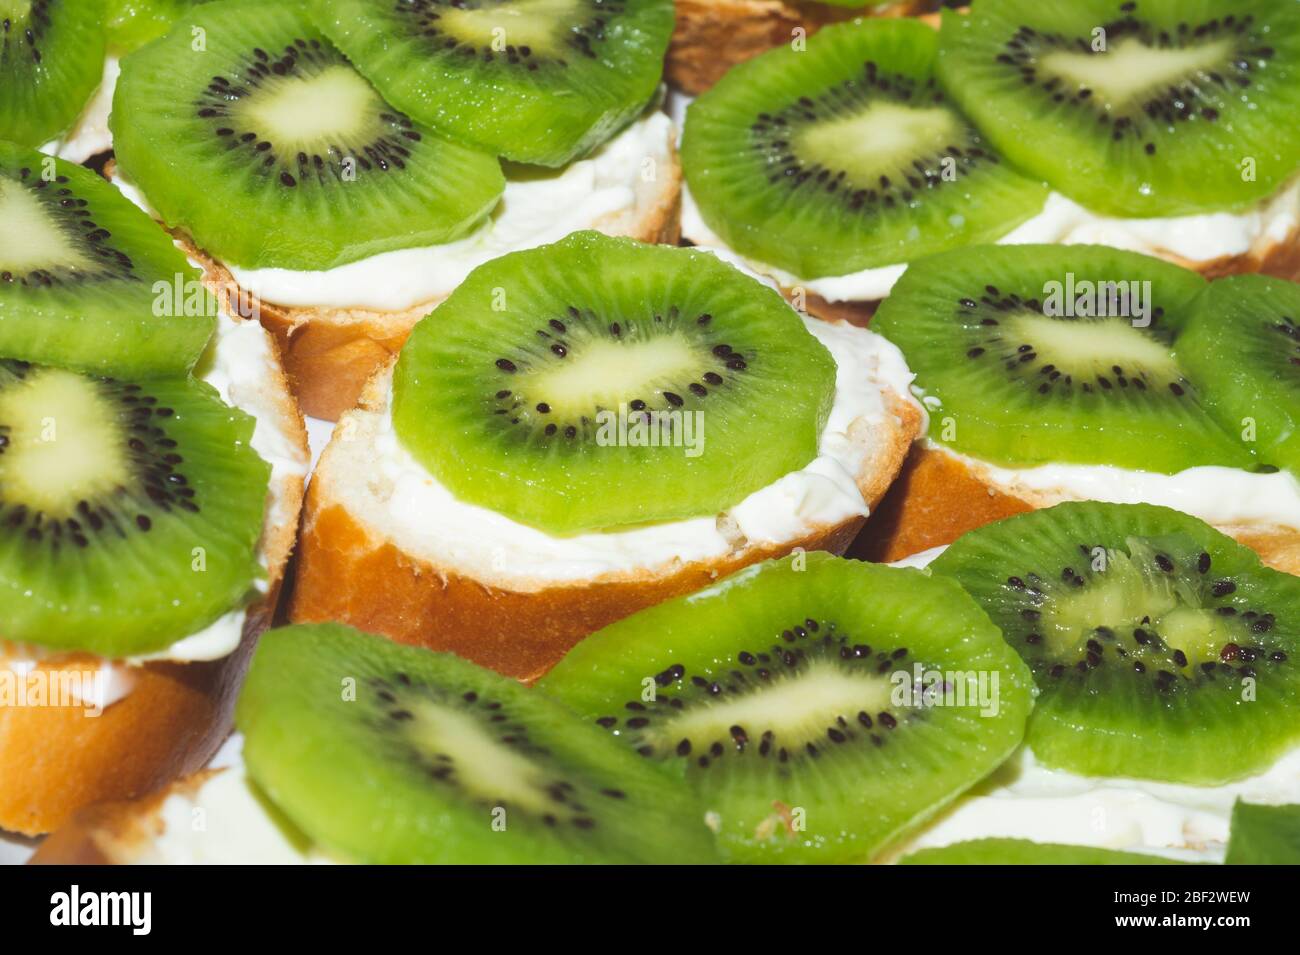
[193,36,427,187]
[590,619,922,768]
[394,0,616,72]
[990,10,1267,145]
[485,306,756,442]
[747,63,999,212]
[0,176,138,289]
[0,365,202,550]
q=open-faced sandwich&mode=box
[895,502,1300,864]
[34,551,1035,863]
[289,231,922,680]
[10,0,1300,872]
[859,243,1300,573]
[680,1,1300,323]
[0,145,309,837]
[37,516,1300,865]
[106,0,681,420]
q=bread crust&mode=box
[187,126,684,422]
[289,348,923,682]
[853,445,1300,578]
[31,770,221,865]
[0,320,307,837]
[666,0,932,94]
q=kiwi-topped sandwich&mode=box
[108,0,681,421]
[666,0,934,95]
[34,527,1300,866]
[680,16,1050,322]
[683,1,1300,323]
[860,243,1300,568]
[34,557,1032,866]
[34,623,723,864]
[891,502,1300,864]
[0,151,310,837]
[289,232,923,681]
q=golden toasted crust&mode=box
[186,129,684,422]
[31,771,221,865]
[288,355,923,682]
[852,445,1300,577]
[0,320,307,837]
[666,0,932,95]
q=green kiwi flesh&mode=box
[110,0,505,271]
[105,0,211,52]
[236,623,721,864]
[872,244,1254,474]
[0,0,105,147]
[932,502,1300,785]
[683,18,1048,279]
[1225,801,1300,864]
[937,0,1300,216]
[0,361,269,656]
[1176,275,1300,476]
[0,142,217,377]
[538,553,1035,863]
[900,837,1189,864]
[392,232,837,534]
[310,0,675,167]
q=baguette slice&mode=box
[666,0,933,94]
[288,334,923,683]
[182,122,683,423]
[854,445,1300,578]
[0,316,309,837]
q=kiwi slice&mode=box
[392,231,837,534]
[932,501,1300,785]
[0,360,269,656]
[309,0,674,167]
[681,19,1048,279]
[0,0,105,147]
[236,623,721,864]
[0,143,217,377]
[872,244,1254,474]
[105,0,211,52]
[538,553,1035,863]
[1225,801,1300,865]
[937,0,1300,216]
[110,0,505,272]
[899,838,1189,865]
[1176,275,1300,475]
